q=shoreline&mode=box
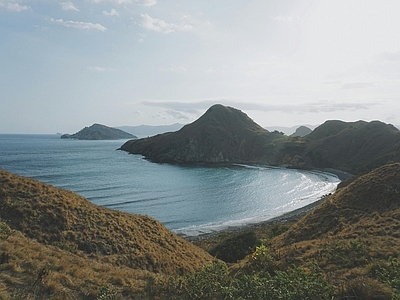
[185,195,327,243]
[185,167,350,243]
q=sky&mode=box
[1,0,400,134]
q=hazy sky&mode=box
[1,0,400,133]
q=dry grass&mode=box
[1,162,400,298]
[0,169,214,298]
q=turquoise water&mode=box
[0,134,340,236]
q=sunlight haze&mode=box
[1,0,400,133]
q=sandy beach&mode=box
[188,167,354,248]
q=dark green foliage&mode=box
[338,277,392,300]
[160,260,230,300]
[369,257,400,299]
[209,231,259,263]
[96,284,119,300]
[230,265,333,300]
[158,260,334,300]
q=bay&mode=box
[0,134,340,236]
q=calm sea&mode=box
[0,134,340,236]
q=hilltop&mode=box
[120,105,400,175]
[61,123,136,140]
[120,104,288,164]
[0,169,213,299]
[295,120,400,173]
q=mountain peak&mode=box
[120,104,281,163]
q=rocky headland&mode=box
[120,104,400,175]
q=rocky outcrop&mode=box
[61,123,136,140]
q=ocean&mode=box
[0,134,340,236]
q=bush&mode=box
[369,257,400,299]
[339,277,392,300]
[158,257,334,300]
[249,244,282,274]
[160,260,230,300]
[209,231,259,263]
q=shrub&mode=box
[209,231,259,263]
[96,284,119,300]
[160,260,230,299]
[249,244,282,274]
[369,257,400,299]
[339,277,392,300]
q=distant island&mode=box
[61,123,137,140]
[120,104,400,175]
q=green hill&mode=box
[121,104,400,175]
[120,104,287,164]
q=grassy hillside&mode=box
[1,163,400,299]
[184,163,400,299]
[0,169,213,299]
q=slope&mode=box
[0,169,213,275]
[302,120,400,173]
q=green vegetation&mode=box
[209,231,259,263]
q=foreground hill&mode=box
[2,165,400,298]
[120,104,287,164]
[0,169,213,298]
[61,123,136,140]
[151,163,400,299]
[121,105,400,175]
[275,162,400,246]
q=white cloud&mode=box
[140,13,192,34]
[88,0,133,4]
[62,2,79,12]
[158,64,186,73]
[103,8,119,16]
[375,51,400,63]
[88,66,116,72]
[1,2,29,12]
[272,14,298,22]
[141,99,376,115]
[50,18,107,32]
[87,0,155,6]
[140,0,156,7]
[341,82,374,90]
